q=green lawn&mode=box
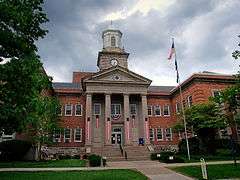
[0,170,147,180]
[171,164,240,179]
[0,159,86,168]
[179,149,240,163]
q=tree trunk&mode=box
[34,142,41,161]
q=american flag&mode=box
[167,41,175,60]
[168,39,179,83]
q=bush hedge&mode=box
[88,154,101,167]
[158,151,185,163]
[0,140,32,161]
[178,137,200,155]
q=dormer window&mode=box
[111,36,116,47]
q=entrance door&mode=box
[111,132,122,145]
[111,128,122,145]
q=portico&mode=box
[83,66,151,147]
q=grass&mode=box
[171,164,240,179]
[178,149,240,163]
[0,159,86,168]
[0,169,147,180]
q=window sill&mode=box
[75,114,82,116]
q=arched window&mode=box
[111,36,116,47]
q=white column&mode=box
[124,93,130,145]
[85,93,92,145]
[141,94,149,144]
[105,93,111,145]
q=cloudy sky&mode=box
[37,0,240,86]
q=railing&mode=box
[119,144,123,156]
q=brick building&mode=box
[50,27,237,157]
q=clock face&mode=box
[110,59,118,66]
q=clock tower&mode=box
[97,26,129,71]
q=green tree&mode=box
[232,35,240,60]
[26,96,60,161]
[0,54,50,133]
[0,0,48,60]
[176,103,226,154]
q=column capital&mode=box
[123,93,129,97]
[104,92,112,96]
[140,93,147,97]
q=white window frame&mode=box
[163,105,170,116]
[57,105,62,116]
[74,128,82,142]
[187,96,193,107]
[156,128,163,141]
[64,128,71,143]
[94,103,101,115]
[212,89,221,97]
[53,129,61,143]
[111,104,121,115]
[75,104,82,116]
[175,102,181,114]
[130,104,137,115]
[147,105,153,116]
[154,105,161,116]
[65,104,73,116]
[149,128,155,142]
[165,128,172,141]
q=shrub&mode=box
[178,137,200,155]
[158,151,184,163]
[150,153,161,160]
[88,154,101,167]
[0,140,32,161]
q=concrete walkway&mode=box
[107,160,193,180]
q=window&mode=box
[74,128,82,142]
[149,128,155,142]
[219,128,229,139]
[212,90,221,97]
[94,103,101,115]
[111,104,121,115]
[165,128,172,141]
[75,104,82,116]
[187,96,193,107]
[154,105,161,116]
[182,100,186,109]
[156,128,163,141]
[64,128,71,142]
[111,36,116,47]
[57,105,62,116]
[147,106,152,116]
[163,105,170,116]
[176,102,181,114]
[65,104,72,116]
[53,129,61,142]
[130,104,137,115]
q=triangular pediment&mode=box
[84,66,152,85]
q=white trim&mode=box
[53,129,61,143]
[58,105,62,116]
[130,104,137,115]
[163,105,170,116]
[156,128,164,141]
[187,96,193,107]
[165,128,172,141]
[111,104,121,115]
[212,89,221,97]
[94,103,101,115]
[175,102,181,114]
[149,128,155,141]
[65,104,73,116]
[64,128,71,143]
[74,128,82,142]
[147,105,153,116]
[75,104,82,116]
[154,105,161,116]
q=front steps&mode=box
[91,145,151,161]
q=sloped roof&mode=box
[52,82,81,89]
[148,86,175,93]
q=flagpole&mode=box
[172,38,191,160]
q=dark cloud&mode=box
[37,0,240,85]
